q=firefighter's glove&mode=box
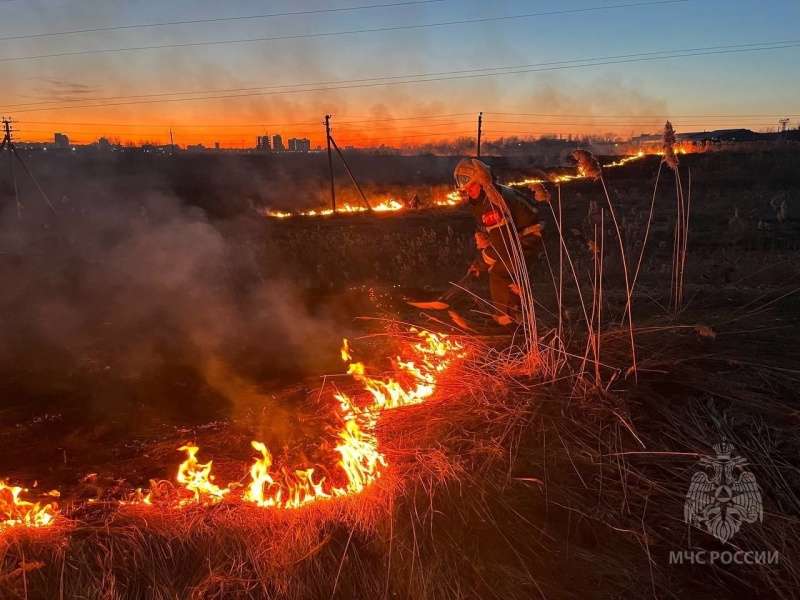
[474,232,491,250]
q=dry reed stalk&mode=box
[528,182,551,203]
[663,121,691,314]
[479,172,541,370]
[597,171,638,382]
[597,213,605,387]
[543,187,595,382]
[572,149,602,181]
[630,159,664,302]
[662,121,679,171]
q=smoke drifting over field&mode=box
[0,186,344,423]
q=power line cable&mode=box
[24,110,800,129]
[486,112,800,118]
[5,39,798,114]
[5,36,791,111]
[0,0,690,64]
[0,0,449,42]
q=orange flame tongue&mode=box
[332,394,386,495]
[244,441,333,509]
[0,481,59,529]
[176,445,230,505]
[241,328,464,510]
[243,441,279,507]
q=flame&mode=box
[373,199,404,212]
[266,193,464,218]
[0,481,58,529]
[435,191,463,206]
[266,199,403,218]
[604,150,645,168]
[331,401,386,495]
[74,328,463,513]
[176,445,230,505]
[268,148,694,218]
[239,328,464,509]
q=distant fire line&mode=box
[265,148,688,218]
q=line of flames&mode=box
[265,148,692,218]
[267,193,463,218]
[0,329,464,528]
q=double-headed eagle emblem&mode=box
[684,439,763,542]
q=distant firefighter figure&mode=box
[405,194,420,210]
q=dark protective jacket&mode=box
[468,184,543,272]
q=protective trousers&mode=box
[485,234,542,315]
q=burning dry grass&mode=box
[1,151,799,598]
[2,314,799,598]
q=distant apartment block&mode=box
[288,137,311,152]
[272,134,285,152]
[54,132,69,148]
[257,135,271,150]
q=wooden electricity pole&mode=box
[779,118,790,139]
[0,117,57,219]
[476,112,483,157]
[325,115,336,211]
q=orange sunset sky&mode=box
[2,0,798,148]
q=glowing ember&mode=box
[0,481,59,530]
[176,445,230,505]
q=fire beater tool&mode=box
[406,272,473,311]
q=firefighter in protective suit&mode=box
[454,158,544,325]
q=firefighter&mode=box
[454,157,543,325]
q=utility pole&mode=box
[779,118,790,139]
[2,118,20,218]
[325,115,336,212]
[169,128,175,154]
[476,112,483,157]
[0,117,57,219]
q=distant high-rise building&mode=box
[288,137,311,152]
[272,134,285,152]
[257,135,271,150]
[54,132,69,148]
[215,142,220,150]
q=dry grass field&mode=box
[0,148,798,599]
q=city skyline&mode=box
[2,0,798,147]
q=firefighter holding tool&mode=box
[453,158,544,325]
